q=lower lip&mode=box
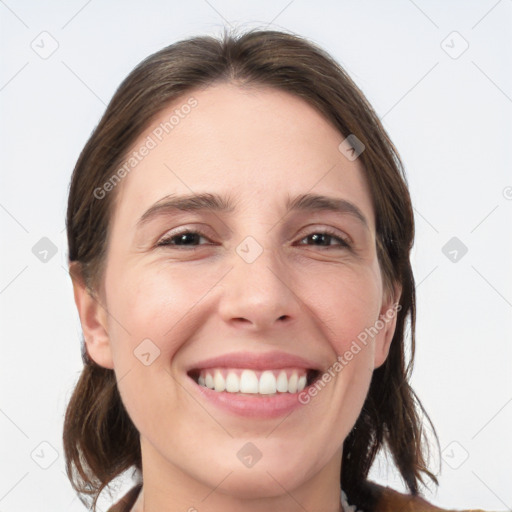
[189,377,308,419]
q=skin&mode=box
[72,83,401,512]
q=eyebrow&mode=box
[136,192,369,230]
[286,193,369,229]
[136,193,235,228]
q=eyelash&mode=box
[156,228,351,249]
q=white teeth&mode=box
[205,373,214,389]
[276,371,288,392]
[259,371,277,394]
[297,374,307,392]
[240,369,259,393]
[196,368,309,394]
[225,372,240,392]
[288,373,298,393]
[214,369,225,392]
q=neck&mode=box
[137,437,344,512]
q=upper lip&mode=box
[186,350,322,373]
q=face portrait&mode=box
[72,82,400,510]
[1,4,507,509]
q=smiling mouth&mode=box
[188,368,321,395]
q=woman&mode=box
[63,29,485,512]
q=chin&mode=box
[211,467,306,500]
[194,447,322,500]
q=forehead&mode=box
[111,83,374,228]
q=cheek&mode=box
[300,262,383,356]
[103,261,230,370]
[102,264,216,432]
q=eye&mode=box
[296,229,351,248]
[156,228,350,249]
[157,230,213,248]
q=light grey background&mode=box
[1,1,511,511]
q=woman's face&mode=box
[77,83,399,499]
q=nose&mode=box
[217,245,301,331]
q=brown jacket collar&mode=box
[107,481,487,512]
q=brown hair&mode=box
[64,28,439,510]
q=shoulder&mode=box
[108,481,487,512]
[362,480,488,512]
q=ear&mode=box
[373,281,402,369]
[69,262,114,369]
